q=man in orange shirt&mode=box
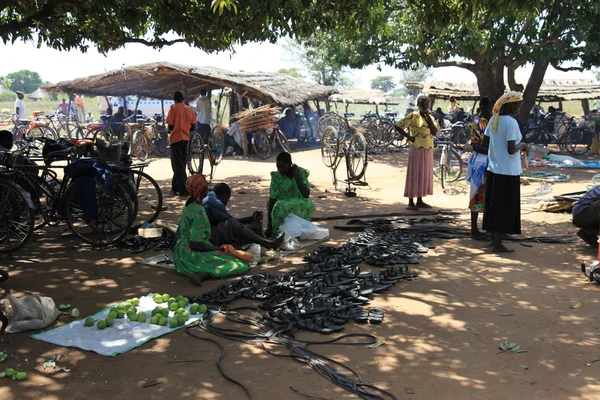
[166,91,197,196]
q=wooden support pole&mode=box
[238,92,249,156]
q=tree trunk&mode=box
[518,60,550,123]
[582,99,590,115]
[472,58,504,102]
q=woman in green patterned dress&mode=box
[173,174,252,285]
[265,152,315,238]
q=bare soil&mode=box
[1,145,600,400]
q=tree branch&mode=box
[552,63,584,72]
[119,38,187,47]
[416,48,475,71]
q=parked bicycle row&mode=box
[0,133,163,254]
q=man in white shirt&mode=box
[196,89,211,143]
[14,91,26,120]
[405,90,415,115]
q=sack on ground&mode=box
[279,213,330,240]
[0,294,61,334]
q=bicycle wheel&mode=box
[153,126,169,156]
[128,170,163,230]
[444,147,464,183]
[209,126,225,165]
[66,121,84,139]
[565,128,593,156]
[187,131,205,175]
[451,125,468,150]
[86,128,110,142]
[64,179,134,247]
[346,132,368,180]
[132,130,150,161]
[433,146,446,188]
[252,131,271,159]
[27,126,58,156]
[321,126,340,168]
[0,180,34,253]
[276,129,292,153]
[357,121,380,150]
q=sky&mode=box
[0,39,595,89]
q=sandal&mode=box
[368,308,384,324]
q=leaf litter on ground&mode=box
[497,340,527,354]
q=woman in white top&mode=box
[481,92,528,253]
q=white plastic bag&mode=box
[278,214,330,240]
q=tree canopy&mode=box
[277,68,304,78]
[0,0,384,54]
[2,70,42,93]
[371,76,396,93]
[331,0,600,121]
[285,32,355,87]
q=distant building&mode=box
[99,96,175,116]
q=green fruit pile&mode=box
[4,368,27,380]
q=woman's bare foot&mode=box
[471,231,488,241]
[406,205,418,211]
[492,245,514,253]
[416,201,432,209]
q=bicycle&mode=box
[320,115,368,194]
[251,127,291,160]
[0,173,35,254]
[563,121,595,156]
[0,144,136,249]
[188,125,226,179]
[433,130,464,189]
[34,110,84,139]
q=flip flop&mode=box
[368,308,384,324]
[350,307,369,323]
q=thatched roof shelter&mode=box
[406,80,600,102]
[329,88,398,105]
[28,87,48,99]
[0,83,13,94]
[43,62,337,107]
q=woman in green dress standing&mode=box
[173,174,252,285]
[265,152,315,238]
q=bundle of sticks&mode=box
[232,104,280,133]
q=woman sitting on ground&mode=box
[172,174,253,285]
[266,152,315,238]
[203,182,285,249]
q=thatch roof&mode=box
[406,80,600,102]
[43,62,338,107]
[329,88,398,105]
[0,83,13,94]
[28,88,48,99]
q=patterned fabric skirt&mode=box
[404,147,434,198]
[466,152,488,213]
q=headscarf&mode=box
[415,93,429,107]
[491,91,523,132]
[186,174,207,201]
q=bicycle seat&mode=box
[67,139,94,148]
[86,123,107,129]
[344,112,355,118]
[385,112,397,117]
[32,111,45,117]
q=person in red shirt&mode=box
[166,91,197,196]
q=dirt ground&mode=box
[2,145,600,400]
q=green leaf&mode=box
[368,340,386,349]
